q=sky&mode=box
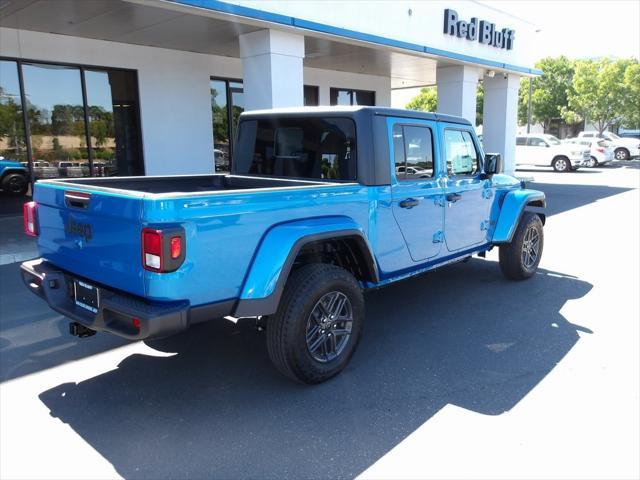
[479,0,640,61]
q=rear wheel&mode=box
[266,264,364,384]
[614,148,629,160]
[552,156,571,172]
[499,212,544,280]
[586,156,598,168]
[1,173,28,196]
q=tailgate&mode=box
[34,182,146,297]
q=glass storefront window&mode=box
[0,60,30,203]
[210,78,244,172]
[22,63,90,179]
[85,69,143,176]
[0,60,27,165]
[330,88,375,106]
[304,85,319,106]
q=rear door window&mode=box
[444,129,479,176]
[234,117,356,181]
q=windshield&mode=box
[607,132,620,140]
[546,136,561,145]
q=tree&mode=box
[562,58,631,133]
[406,84,484,125]
[622,62,640,129]
[518,56,575,130]
[406,87,437,113]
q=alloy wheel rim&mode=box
[305,291,353,363]
[615,150,625,160]
[556,159,567,171]
[8,177,24,193]
[521,225,540,270]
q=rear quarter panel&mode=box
[141,184,372,305]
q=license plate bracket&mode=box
[74,280,100,313]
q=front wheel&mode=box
[552,156,571,172]
[266,264,364,384]
[499,212,544,280]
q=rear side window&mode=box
[392,124,434,180]
[516,137,527,146]
[234,117,356,181]
[444,130,479,176]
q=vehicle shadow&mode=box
[528,181,632,217]
[0,262,129,382]
[39,259,593,480]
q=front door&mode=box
[390,121,444,262]
[441,127,494,251]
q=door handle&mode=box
[445,193,462,203]
[399,198,420,209]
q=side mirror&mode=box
[483,153,503,176]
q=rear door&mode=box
[441,127,493,251]
[389,119,444,262]
[34,183,147,296]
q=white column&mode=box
[436,65,481,124]
[482,73,520,175]
[239,29,304,110]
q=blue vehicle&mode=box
[0,156,29,195]
[20,107,546,384]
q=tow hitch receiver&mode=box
[69,322,96,338]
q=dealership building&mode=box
[0,0,541,182]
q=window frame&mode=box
[443,127,482,178]
[392,123,436,182]
[0,55,144,184]
[210,76,244,165]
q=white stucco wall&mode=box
[0,27,392,175]
[304,68,391,107]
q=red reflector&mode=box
[132,317,140,330]
[142,228,163,272]
[170,236,181,259]
[143,229,162,254]
[23,201,38,237]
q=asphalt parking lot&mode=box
[1,162,638,480]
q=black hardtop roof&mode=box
[239,106,472,127]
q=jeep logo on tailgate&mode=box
[65,219,93,242]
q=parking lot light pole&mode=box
[527,76,533,134]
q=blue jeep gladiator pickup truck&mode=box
[21,107,545,384]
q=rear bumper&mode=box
[20,258,234,340]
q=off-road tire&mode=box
[266,263,364,384]
[499,212,544,280]
[1,173,28,196]
[552,156,571,172]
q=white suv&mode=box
[578,131,640,160]
[516,134,589,172]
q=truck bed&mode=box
[55,174,335,195]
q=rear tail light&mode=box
[142,227,186,273]
[23,201,38,237]
[596,147,605,153]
